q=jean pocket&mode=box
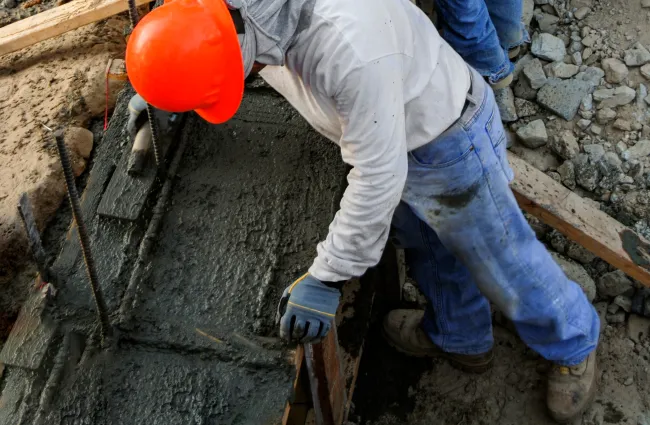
[409,126,475,169]
[484,103,514,182]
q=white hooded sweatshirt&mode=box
[258,0,470,282]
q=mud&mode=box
[0,87,348,423]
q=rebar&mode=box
[127,0,162,167]
[146,104,162,166]
[18,193,52,283]
[51,127,112,343]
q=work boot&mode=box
[547,351,598,423]
[382,309,493,374]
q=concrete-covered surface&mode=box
[0,87,348,424]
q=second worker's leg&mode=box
[435,0,512,85]
[386,203,494,372]
[403,67,599,421]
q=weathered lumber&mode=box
[0,0,149,57]
[509,153,650,286]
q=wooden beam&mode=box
[509,152,650,286]
[0,0,150,57]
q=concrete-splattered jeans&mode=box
[391,67,600,366]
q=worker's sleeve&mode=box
[309,55,408,282]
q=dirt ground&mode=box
[353,310,650,425]
[0,16,128,311]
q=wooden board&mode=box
[509,152,650,286]
[0,0,150,57]
[0,291,57,370]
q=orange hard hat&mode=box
[125,0,244,124]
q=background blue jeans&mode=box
[391,68,600,366]
[435,0,529,83]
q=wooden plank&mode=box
[0,0,150,57]
[0,291,57,370]
[509,152,650,286]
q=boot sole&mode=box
[381,328,493,374]
[548,363,599,423]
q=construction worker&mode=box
[125,0,599,421]
[435,0,529,88]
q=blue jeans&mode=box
[392,68,600,365]
[435,0,529,84]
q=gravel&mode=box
[598,86,637,108]
[531,33,567,62]
[627,314,650,343]
[624,42,650,66]
[545,62,580,79]
[577,118,592,130]
[515,98,541,117]
[574,6,591,19]
[640,64,650,79]
[513,54,535,80]
[516,119,548,148]
[494,87,518,122]
[524,59,548,89]
[557,160,577,189]
[550,252,597,302]
[614,294,633,312]
[601,58,629,83]
[574,153,601,190]
[572,52,583,66]
[514,77,538,100]
[596,107,617,124]
[550,130,580,160]
[614,119,632,131]
[622,140,650,161]
[597,270,633,298]
[584,143,606,162]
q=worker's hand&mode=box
[126,93,148,140]
[276,273,341,344]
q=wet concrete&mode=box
[0,87,348,424]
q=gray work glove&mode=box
[127,93,148,140]
[276,273,341,344]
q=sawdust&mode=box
[0,17,128,287]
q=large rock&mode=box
[494,87,518,122]
[531,33,567,62]
[624,42,650,67]
[622,140,650,161]
[599,86,637,108]
[514,77,538,100]
[524,59,548,89]
[516,119,548,148]
[550,252,597,302]
[597,270,633,298]
[550,131,580,160]
[601,58,629,83]
[545,62,580,79]
[537,78,593,120]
